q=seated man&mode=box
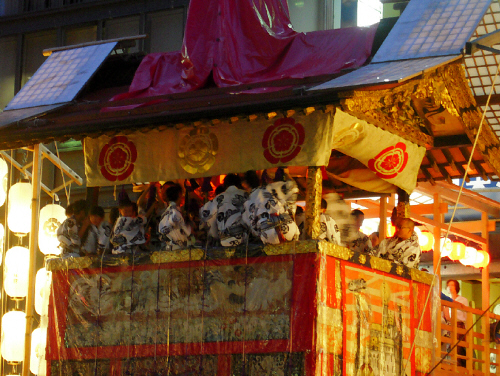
[111,199,147,254]
[319,199,341,245]
[346,209,373,254]
[375,218,421,268]
[89,206,113,255]
[158,184,193,251]
[57,199,91,257]
[243,180,300,244]
[199,174,248,247]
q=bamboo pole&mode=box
[433,193,442,367]
[22,144,41,376]
[379,196,387,241]
[482,211,491,374]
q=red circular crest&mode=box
[368,142,408,179]
[98,136,137,181]
[262,117,305,164]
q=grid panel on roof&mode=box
[464,2,500,97]
[463,2,500,140]
[6,42,117,110]
[373,0,491,63]
[310,56,460,91]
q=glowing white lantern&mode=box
[0,169,8,207]
[38,204,65,255]
[460,246,478,266]
[35,268,52,316]
[439,237,453,257]
[30,327,47,375]
[4,246,30,298]
[1,310,26,362]
[7,182,32,235]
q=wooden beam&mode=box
[466,28,500,55]
[410,212,488,245]
[420,166,436,185]
[442,148,469,183]
[416,181,500,218]
[40,144,83,186]
[43,34,147,56]
[362,203,448,218]
[427,152,453,184]
[0,151,54,198]
[459,147,488,181]
[449,220,496,234]
[481,212,490,374]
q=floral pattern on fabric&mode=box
[242,181,299,245]
[94,221,112,254]
[319,213,341,245]
[375,232,421,269]
[346,230,373,254]
[57,216,81,256]
[199,186,248,247]
[111,215,146,254]
[158,202,192,250]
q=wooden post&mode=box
[482,211,491,374]
[433,193,442,366]
[305,166,322,240]
[22,144,41,376]
[379,196,387,241]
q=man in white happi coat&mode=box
[375,218,421,268]
[242,180,300,244]
[89,206,113,254]
[158,184,192,250]
[319,199,341,245]
[57,199,92,257]
[346,209,373,254]
[199,174,248,247]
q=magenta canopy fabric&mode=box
[112,0,378,101]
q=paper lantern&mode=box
[7,182,32,235]
[4,246,30,298]
[473,250,490,268]
[30,327,47,375]
[35,268,52,316]
[1,311,26,362]
[449,242,466,261]
[38,204,65,255]
[418,231,434,252]
[460,246,478,266]
[439,238,453,257]
[0,159,8,207]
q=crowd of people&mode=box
[56,171,421,269]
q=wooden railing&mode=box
[433,300,500,376]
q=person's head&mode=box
[160,181,175,202]
[321,199,328,213]
[119,200,138,218]
[71,200,88,224]
[396,218,414,240]
[215,185,225,196]
[351,209,365,229]
[391,206,404,228]
[447,280,461,297]
[65,203,74,218]
[370,232,380,247]
[166,184,184,205]
[447,279,460,295]
[223,174,242,189]
[242,170,260,192]
[89,206,105,227]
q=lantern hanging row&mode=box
[416,230,490,268]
